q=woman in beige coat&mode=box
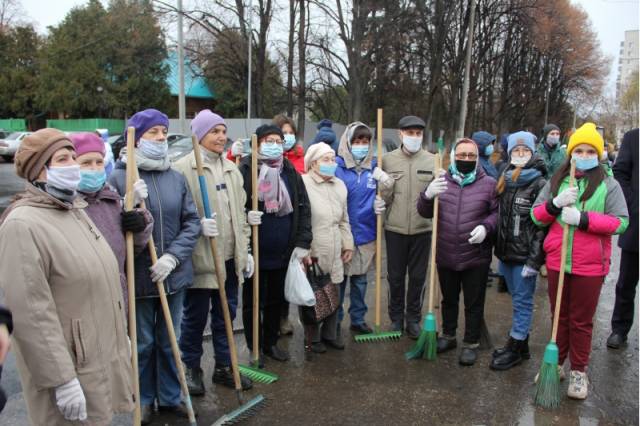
[302,143,354,356]
[0,129,133,425]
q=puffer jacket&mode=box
[494,157,547,269]
[417,166,498,271]
[109,162,201,298]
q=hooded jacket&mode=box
[472,131,499,179]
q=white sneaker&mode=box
[567,370,588,399]
[534,366,566,384]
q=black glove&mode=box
[121,210,146,233]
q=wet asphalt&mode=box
[0,160,637,425]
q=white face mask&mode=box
[511,154,531,167]
[403,135,422,153]
[46,164,81,192]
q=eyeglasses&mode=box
[264,138,283,145]
[455,153,478,160]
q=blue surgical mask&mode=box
[572,153,599,171]
[283,134,296,151]
[139,138,168,160]
[351,145,369,160]
[484,145,494,157]
[78,169,106,193]
[319,163,337,177]
[260,142,283,159]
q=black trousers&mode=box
[385,230,430,325]
[242,267,287,351]
[438,264,489,344]
[611,249,639,336]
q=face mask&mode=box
[139,138,168,160]
[283,134,296,151]
[318,163,337,177]
[572,153,599,171]
[403,135,422,153]
[511,154,531,167]
[260,142,283,159]
[46,164,81,192]
[455,160,476,175]
[78,169,106,193]
[484,145,494,157]
[351,145,369,160]
[546,135,560,146]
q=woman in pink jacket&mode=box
[531,123,628,401]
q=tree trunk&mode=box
[296,0,306,139]
[286,0,295,116]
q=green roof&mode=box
[165,51,215,99]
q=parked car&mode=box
[168,136,193,162]
[0,132,31,162]
[110,133,187,161]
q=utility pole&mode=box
[177,0,186,134]
[456,0,476,139]
[247,0,253,120]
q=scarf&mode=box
[448,163,477,187]
[504,167,543,189]
[120,147,171,171]
[257,155,293,216]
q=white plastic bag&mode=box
[284,255,315,306]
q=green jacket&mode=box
[537,142,566,179]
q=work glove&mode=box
[247,210,263,226]
[201,215,219,238]
[150,253,178,283]
[561,206,581,226]
[55,378,87,422]
[132,179,148,206]
[231,140,244,157]
[373,195,386,215]
[424,172,448,199]
[468,225,487,244]
[121,210,146,233]
[371,167,389,182]
[292,247,310,262]
[244,254,255,278]
[521,265,538,278]
[553,186,578,208]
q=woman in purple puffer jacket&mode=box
[417,138,498,366]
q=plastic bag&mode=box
[284,255,315,306]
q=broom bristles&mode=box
[534,342,561,408]
[405,329,428,359]
[423,330,437,361]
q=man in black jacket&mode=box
[0,304,12,412]
[607,128,639,349]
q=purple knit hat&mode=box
[71,132,106,157]
[191,109,226,142]
[126,108,169,143]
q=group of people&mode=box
[0,106,635,425]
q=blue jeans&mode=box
[180,260,239,368]
[338,274,368,326]
[137,289,185,407]
[499,262,537,340]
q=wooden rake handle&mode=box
[427,154,441,313]
[375,108,383,330]
[250,134,260,364]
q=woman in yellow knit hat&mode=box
[531,122,629,401]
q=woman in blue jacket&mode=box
[109,109,200,424]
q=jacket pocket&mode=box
[71,319,87,367]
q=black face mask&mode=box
[456,160,476,174]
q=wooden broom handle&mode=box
[251,134,260,364]
[427,154,441,313]
[375,108,383,329]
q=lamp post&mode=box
[97,86,105,118]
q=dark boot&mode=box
[490,338,524,370]
[264,344,290,361]
[497,276,509,293]
[212,365,253,390]
[607,332,627,349]
[184,365,205,396]
[140,404,153,425]
[436,336,457,353]
[492,335,530,359]
[459,346,478,366]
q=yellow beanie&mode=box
[567,122,604,158]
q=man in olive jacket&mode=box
[380,115,436,338]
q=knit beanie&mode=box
[126,109,169,143]
[71,132,106,157]
[304,142,334,172]
[507,131,537,155]
[191,109,226,143]
[567,122,604,157]
[471,131,496,154]
[15,128,74,181]
[317,119,333,130]
[255,124,284,141]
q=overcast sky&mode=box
[20,0,640,91]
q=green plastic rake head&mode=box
[354,329,402,343]
[238,364,279,384]
[211,394,266,425]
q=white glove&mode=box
[373,195,386,215]
[371,167,389,182]
[127,178,148,206]
[292,247,310,261]
[468,225,487,244]
[424,175,448,199]
[247,210,263,226]
[55,378,87,421]
[561,206,581,226]
[244,254,255,278]
[201,215,219,238]
[231,140,244,157]
[553,186,578,208]
[521,265,538,278]
[150,253,178,283]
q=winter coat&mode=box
[109,162,201,298]
[0,184,133,425]
[285,144,305,174]
[494,158,547,269]
[537,142,567,179]
[532,167,629,276]
[417,166,498,271]
[381,147,435,235]
[303,171,354,283]
[613,128,638,252]
[80,184,153,311]
[239,156,312,269]
[174,151,251,289]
